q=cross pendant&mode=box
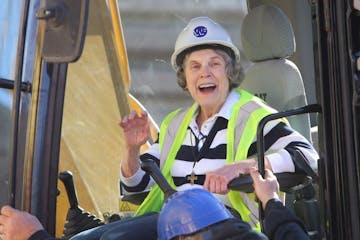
[187,171,198,185]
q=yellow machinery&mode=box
[54,0,158,236]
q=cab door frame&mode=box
[2,0,89,234]
[314,0,360,239]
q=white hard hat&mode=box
[171,16,240,71]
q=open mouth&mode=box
[199,83,216,93]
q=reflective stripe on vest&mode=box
[227,89,277,230]
[135,104,197,216]
[135,89,279,228]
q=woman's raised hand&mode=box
[119,110,150,149]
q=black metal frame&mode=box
[30,63,68,234]
[8,0,31,208]
[256,104,322,235]
[314,0,360,239]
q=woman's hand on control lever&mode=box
[204,159,257,194]
[204,158,273,194]
[119,110,150,177]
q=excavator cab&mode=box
[1,1,360,239]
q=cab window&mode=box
[0,0,22,207]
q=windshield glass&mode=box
[0,0,22,207]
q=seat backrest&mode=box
[241,4,312,142]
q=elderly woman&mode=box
[69,16,318,240]
[0,16,317,240]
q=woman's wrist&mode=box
[121,147,141,177]
[232,159,257,175]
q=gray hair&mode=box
[175,49,242,91]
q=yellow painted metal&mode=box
[22,16,45,212]
[55,1,158,236]
[108,0,131,93]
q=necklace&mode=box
[188,129,206,185]
[186,117,225,185]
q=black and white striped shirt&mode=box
[120,90,318,205]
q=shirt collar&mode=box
[190,89,240,129]
[217,89,240,120]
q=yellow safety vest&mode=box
[135,88,280,230]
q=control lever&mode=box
[121,159,174,204]
[59,171,104,239]
[228,172,309,193]
[141,159,176,200]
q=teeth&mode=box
[199,83,215,89]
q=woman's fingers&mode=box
[119,111,148,127]
[204,173,229,194]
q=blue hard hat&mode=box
[157,188,234,240]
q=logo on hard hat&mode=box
[193,26,207,37]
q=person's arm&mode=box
[212,218,268,240]
[119,144,159,194]
[250,169,309,240]
[261,121,318,174]
[204,157,272,194]
[28,230,55,240]
[204,120,318,194]
[0,205,57,240]
[119,110,150,177]
[119,110,162,194]
[263,199,309,240]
